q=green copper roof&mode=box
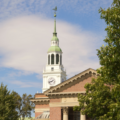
[48,46,62,52]
[51,35,59,41]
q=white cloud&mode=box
[10,80,42,88]
[0,15,102,78]
[8,71,34,77]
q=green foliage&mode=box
[0,83,35,120]
[98,0,120,85]
[74,0,120,119]
[73,78,112,120]
[12,92,35,120]
[0,83,19,120]
[18,93,35,120]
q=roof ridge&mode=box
[44,68,98,94]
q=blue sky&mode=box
[0,0,113,117]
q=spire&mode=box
[51,6,59,41]
[53,6,57,36]
[54,16,56,34]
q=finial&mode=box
[53,6,57,17]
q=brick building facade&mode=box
[31,68,98,120]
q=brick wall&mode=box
[35,112,42,118]
[50,107,61,120]
[61,76,95,92]
[35,93,47,98]
[35,104,49,108]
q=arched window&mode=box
[56,54,59,64]
[51,54,54,64]
[60,55,62,65]
[48,55,50,65]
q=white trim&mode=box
[35,108,50,112]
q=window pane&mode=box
[56,54,59,64]
[51,54,54,64]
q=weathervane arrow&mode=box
[53,6,57,11]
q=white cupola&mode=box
[42,7,66,93]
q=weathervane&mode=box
[53,6,57,17]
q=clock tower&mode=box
[42,8,66,92]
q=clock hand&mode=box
[50,80,53,83]
[49,81,52,83]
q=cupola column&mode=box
[47,54,48,65]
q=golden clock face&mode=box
[48,77,55,85]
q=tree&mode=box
[12,91,22,119]
[73,77,112,120]
[74,0,120,119]
[17,93,35,120]
[0,83,34,120]
[0,83,19,120]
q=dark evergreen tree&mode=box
[0,83,19,120]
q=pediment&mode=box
[44,68,98,96]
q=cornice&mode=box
[46,91,86,99]
[43,71,63,74]
[44,68,99,94]
[30,98,50,105]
